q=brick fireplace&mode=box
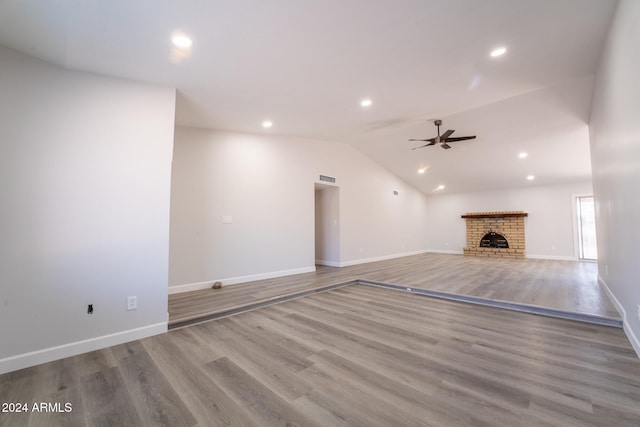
[462,211,528,259]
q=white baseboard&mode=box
[339,249,429,267]
[0,322,167,375]
[168,279,216,294]
[316,259,341,267]
[168,266,317,294]
[599,275,624,318]
[526,254,579,261]
[599,275,640,358]
[624,321,640,359]
[426,250,579,261]
[426,249,464,255]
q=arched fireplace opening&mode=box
[479,230,509,248]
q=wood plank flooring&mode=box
[169,253,619,326]
[3,285,639,426]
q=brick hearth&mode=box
[461,211,528,259]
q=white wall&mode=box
[0,46,176,373]
[169,127,430,290]
[589,0,640,355]
[425,181,593,259]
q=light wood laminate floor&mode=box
[2,285,639,426]
[169,253,619,326]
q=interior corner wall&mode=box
[588,0,640,354]
[169,127,430,290]
[425,181,593,259]
[0,46,176,373]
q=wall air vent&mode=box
[319,175,336,183]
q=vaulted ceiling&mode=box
[0,0,618,194]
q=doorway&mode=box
[314,184,340,266]
[575,195,598,260]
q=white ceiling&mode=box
[0,0,618,195]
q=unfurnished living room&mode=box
[1,0,640,426]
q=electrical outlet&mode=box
[127,296,137,311]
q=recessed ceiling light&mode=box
[527,175,535,181]
[360,98,372,107]
[262,120,273,128]
[490,46,507,58]
[518,152,528,159]
[172,33,193,49]
[433,184,445,192]
[418,168,426,174]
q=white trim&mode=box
[599,275,624,317]
[526,254,579,261]
[599,275,640,358]
[426,249,464,255]
[168,279,217,294]
[0,322,167,375]
[168,266,317,294]
[426,250,579,260]
[338,249,429,267]
[315,259,341,267]
[624,321,640,359]
[571,193,581,260]
[314,181,339,189]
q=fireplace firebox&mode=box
[480,230,509,248]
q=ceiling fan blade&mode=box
[440,129,454,140]
[411,141,436,150]
[443,136,476,142]
[409,121,472,151]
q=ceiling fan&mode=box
[410,120,476,150]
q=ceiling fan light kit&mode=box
[410,120,476,150]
